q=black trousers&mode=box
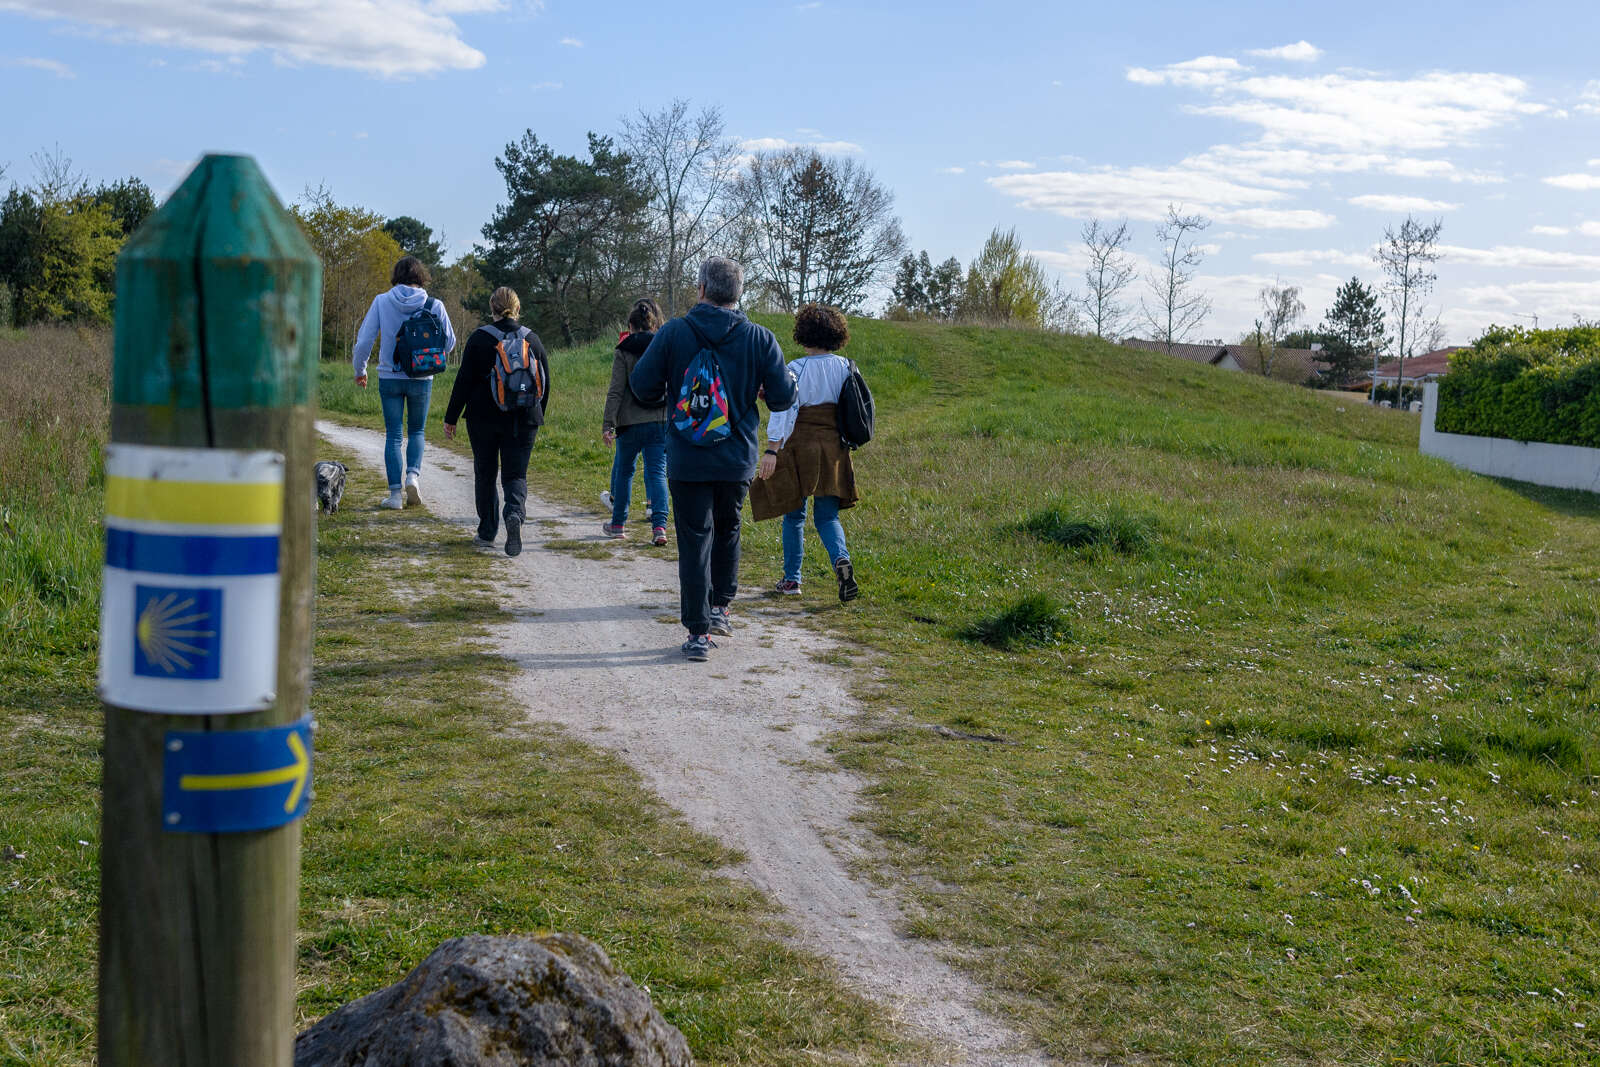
[466,418,537,540]
[668,478,748,636]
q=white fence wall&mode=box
[1420,382,1600,493]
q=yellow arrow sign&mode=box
[179,731,309,813]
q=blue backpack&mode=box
[393,300,449,378]
[673,320,740,447]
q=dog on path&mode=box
[315,460,347,515]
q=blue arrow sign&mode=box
[161,717,313,833]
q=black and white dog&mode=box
[314,460,347,515]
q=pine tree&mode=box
[1320,277,1386,387]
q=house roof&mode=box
[1121,338,1329,383]
[1370,346,1463,381]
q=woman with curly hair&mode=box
[751,303,860,602]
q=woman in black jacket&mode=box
[442,287,551,557]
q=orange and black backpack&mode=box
[480,324,543,414]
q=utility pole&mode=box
[98,154,321,1066]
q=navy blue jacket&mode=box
[631,303,797,482]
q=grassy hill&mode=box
[323,316,1600,1063]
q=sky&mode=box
[5,0,1600,344]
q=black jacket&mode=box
[443,317,551,428]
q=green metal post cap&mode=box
[113,154,323,413]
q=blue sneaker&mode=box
[682,634,715,662]
[708,605,733,637]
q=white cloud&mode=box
[0,0,492,76]
[1252,248,1373,268]
[559,36,582,47]
[1543,173,1600,190]
[939,166,965,174]
[1131,57,1543,153]
[989,164,1334,230]
[1248,41,1323,62]
[1581,221,1600,238]
[1438,243,1600,271]
[1530,225,1570,236]
[1347,194,1460,212]
[1578,80,1600,115]
[739,136,863,155]
[992,160,1035,170]
[7,56,74,77]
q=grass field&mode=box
[323,315,1600,1064]
[7,315,1599,1065]
[0,325,909,1066]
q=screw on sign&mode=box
[98,154,320,1067]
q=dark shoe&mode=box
[775,579,802,596]
[505,519,522,557]
[682,634,715,661]
[708,605,733,637]
[472,535,495,550]
[652,525,668,546]
[835,559,859,603]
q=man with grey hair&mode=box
[632,256,798,661]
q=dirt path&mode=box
[318,421,1053,1066]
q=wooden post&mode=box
[98,154,321,1066]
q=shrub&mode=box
[1436,325,1600,447]
[1020,504,1156,555]
[962,593,1071,651]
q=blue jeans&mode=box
[610,422,669,527]
[378,377,432,491]
[782,495,849,583]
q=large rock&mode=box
[295,933,693,1067]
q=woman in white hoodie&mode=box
[352,256,457,508]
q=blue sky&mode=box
[5,0,1600,343]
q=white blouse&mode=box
[766,354,851,444]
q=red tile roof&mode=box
[1370,347,1463,382]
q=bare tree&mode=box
[732,148,906,312]
[620,100,739,314]
[1251,278,1305,377]
[1373,215,1443,403]
[1082,217,1136,339]
[1140,204,1211,354]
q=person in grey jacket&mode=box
[600,298,669,545]
[630,257,797,661]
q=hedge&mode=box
[1435,325,1600,448]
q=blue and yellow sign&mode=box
[162,718,313,834]
[99,444,284,714]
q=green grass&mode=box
[381,315,1600,1064]
[1,326,910,1066]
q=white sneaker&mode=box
[380,491,404,510]
[600,490,614,512]
[404,473,422,507]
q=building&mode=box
[1367,346,1463,387]
[1121,338,1330,385]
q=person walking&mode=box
[751,304,861,602]
[441,286,551,557]
[600,298,670,546]
[630,257,797,662]
[353,255,457,509]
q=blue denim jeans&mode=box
[610,422,669,527]
[378,377,432,491]
[782,495,849,583]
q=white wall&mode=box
[1420,383,1600,493]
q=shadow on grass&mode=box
[1494,477,1600,519]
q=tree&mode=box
[382,216,445,268]
[621,100,739,315]
[91,178,156,238]
[1081,217,1136,339]
[926,256,964,320]
[0,149,123,327]
[891,253,926,313]
[1317,277,1386,387]
[1374,215,1443,403]
[956,227,1056,327]
[478,131,652,346]
[1140,205,1211,354]
[733,148,906,312]
[292,185,403,359]
[1249,278,1305,377]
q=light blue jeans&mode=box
[782,495,849,583]
[378,377,432,491]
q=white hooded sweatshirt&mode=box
[351,285,457,381]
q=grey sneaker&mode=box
[505,519,523,557]
[682,634,715,661]
[708,605,732,636]
[600,490,614,511]
[380,490,404,510]
[472,535,496,549]
[404,474,422,507]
